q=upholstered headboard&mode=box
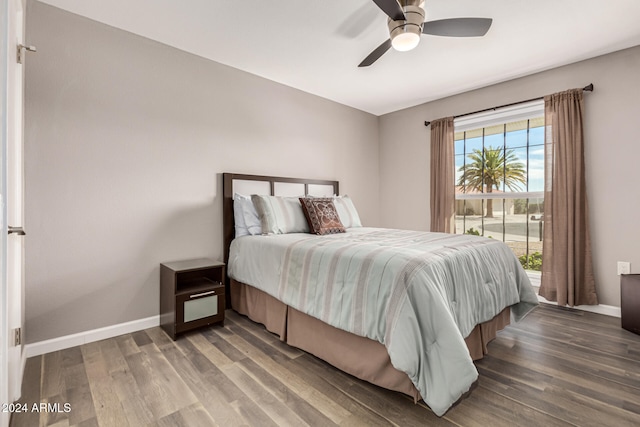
[222,173,339,297]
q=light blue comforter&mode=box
[229,228,538,415]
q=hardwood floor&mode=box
[11,304,640,426]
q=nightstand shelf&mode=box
[160,258,225,340]
[175,277,219,296]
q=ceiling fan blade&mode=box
[371,0,405,21]
[422,18,493,37]
[358,39,392,67]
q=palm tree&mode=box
[457,146,527,218]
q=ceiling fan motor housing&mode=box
[387,0,425,51]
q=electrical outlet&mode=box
[617,261,631,275]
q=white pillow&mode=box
[233,193,262,237]
[251,195,309,234]
[333,195,362,228]
[241,198,262,235]
[233,194,250,238]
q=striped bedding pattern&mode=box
[229,227,538,415]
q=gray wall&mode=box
[25,1,640,344]
[379,46,640,308]
[24,2,380,343]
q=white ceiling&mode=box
[38,0,640,116]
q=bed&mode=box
[222,173,538,416]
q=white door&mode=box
[1,0,26,424]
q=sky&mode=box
[454,125,545,193]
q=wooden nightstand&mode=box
[160,258,225,340]
[621,274,640,335]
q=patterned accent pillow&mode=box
[299,198,346,235]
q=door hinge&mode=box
[13,328,22,346]
[17,44,36,64]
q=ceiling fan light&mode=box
[391,31,420,51]
[387,4,425,52]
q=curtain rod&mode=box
[423,83,594,127]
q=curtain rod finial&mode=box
[424,121,431,127]
[583,83,594,92]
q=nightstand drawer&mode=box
[184,291,219,322]
[175,284,225,333]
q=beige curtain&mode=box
[539,89,598,306]
[429,117,455,233]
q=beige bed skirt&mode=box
[230,279,510,401]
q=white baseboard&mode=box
[25,315,160,358]
[23,297,621,358]
[537,294,621,318]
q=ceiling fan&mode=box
[359,0,492,67]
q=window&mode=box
[454,101,545,272]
